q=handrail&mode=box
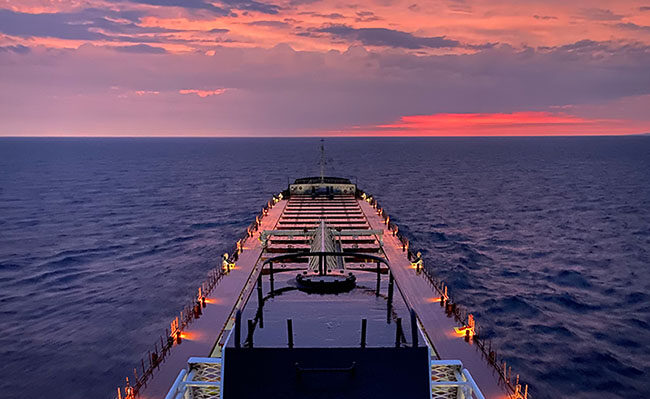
[263,251,390,266]
[164,369,187,399]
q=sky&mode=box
[1,0,649,136]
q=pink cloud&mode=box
[135,90,160,96]
[179,88,227,98]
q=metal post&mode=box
[386,272,394,324]
[269,262,274,294]
[235,310,241,348]
[395,317,403,348]
[287,319,294,349]
[375,261,381,296]
[257,274,264,328]
[259,308,264,329]
[247,319,254,348]
[360,319,367,348]
[410,309,418,348]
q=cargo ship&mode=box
[116,144,530,399]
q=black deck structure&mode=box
[223,347,430,399]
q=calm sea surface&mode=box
[0,137,649,399]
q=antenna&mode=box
[319,139,326,182]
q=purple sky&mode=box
[1,0,649,136]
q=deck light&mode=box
[222,253,235,272]
[410,252,423,271]
[454,314,475,339]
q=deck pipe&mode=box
[287,319,294,349]
[247,319,254,348]
[269,262,275,294]
[235,310,241,349]
[257,274,263,305]
[375,261,381,296]
[360,319,367,348]
[410,309,418,348]
[386,272,394,324]
[395,317,403,348]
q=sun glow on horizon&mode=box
[326,111,650,137]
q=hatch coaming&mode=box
[289,176,356,195]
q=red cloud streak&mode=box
[332,112,650,136]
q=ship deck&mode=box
[131,192,512,399]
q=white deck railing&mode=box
[430,359,485,399]
[165,357,223,399]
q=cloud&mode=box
[577,8,623,21]
[316,25,460,49]
[616,22,650,33]
[1,40,649,135]
[247,20,289,28]
[298,11,345,19]
[135,90,160,95]
[288,0,321,5]
[0,9,110,40]
[112,0,230,15]
[179,88,227,97]
[109,0,279,15]
[552,39,605,52]
[0,8,177,41]
[447,0,471,13]
[355,11,380,22]
[113,44,168,53]
[0,44,30,54]
[220,0,280,14]
[1,0,650,138]
[466,42,498,50]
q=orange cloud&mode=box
[3,0,649,55]
[332,112,650,136]
[179,88,227,97]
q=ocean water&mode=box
[0,137,648,399]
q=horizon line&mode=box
[1,133,649,139]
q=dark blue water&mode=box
[0,137,648,399]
